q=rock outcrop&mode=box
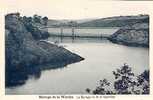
[5,13,84,87]
[108,16,149,47]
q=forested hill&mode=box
[78,15,149,27]
[5,13,84,86]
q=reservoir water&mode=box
[6,28,149,94]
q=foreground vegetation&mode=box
[86,64,149,95]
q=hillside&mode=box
[78,15,149,27]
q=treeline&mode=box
[22,14,48,26]
[21,13,49,39]
[5,12,49,40]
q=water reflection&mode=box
[47,36,108,44]
[6,36,106,87]
[6,61,72,87]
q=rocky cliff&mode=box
[109,22,149,47]
[5,13,84,86]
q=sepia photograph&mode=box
[1,0,152,98]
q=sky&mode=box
[2,0,153,19]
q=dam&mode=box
[40,27,119,38]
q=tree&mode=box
[33,14,41,23]
[42,16,48,26]
[137,70,149,94]
[113,64,135,94]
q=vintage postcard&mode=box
[0,0,153,100]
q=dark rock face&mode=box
[5,13,84,87]
[109,17,149,47]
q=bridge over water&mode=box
[40,26,119,39]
